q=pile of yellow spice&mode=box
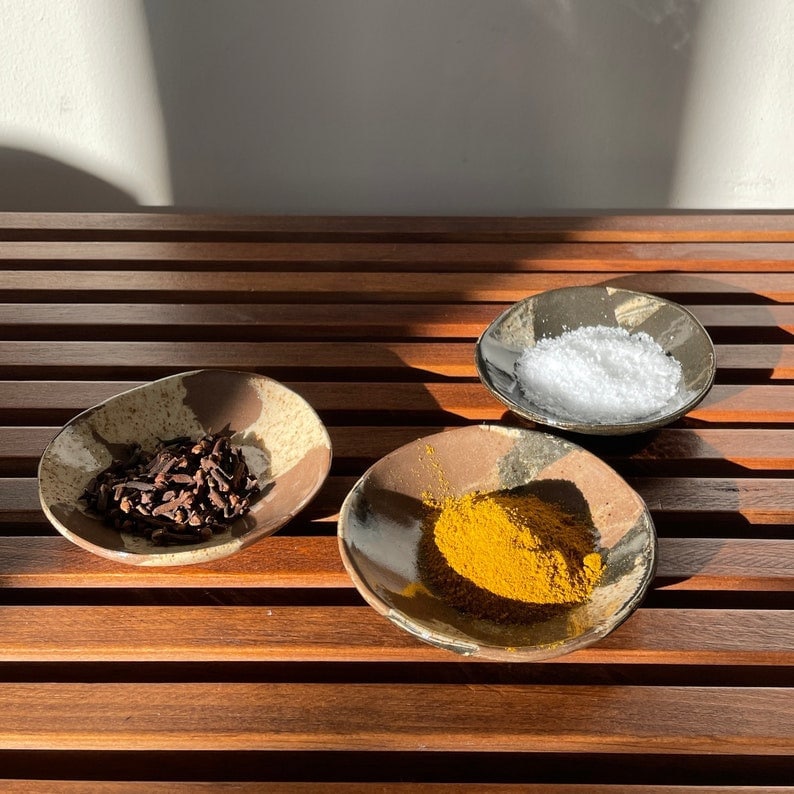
[419,487,604,623]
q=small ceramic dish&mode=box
[39,369,332,566]
[338,424,656,661]
[475,285,716,435]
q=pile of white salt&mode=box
[514,324,683,424]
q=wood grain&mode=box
[4,426,794,476]
[630,477,794,525]
[4,239,794,271]
[2,385,793,468]
[0,341,791,379]
[0,382,790,427]
[0,536,790,592]
[5,210,794,241]
[1,270,793,302]
[0,606,789,665]
[3,474,793,526]
[0,682,789,753]
[2,303,790,341]
[1,786,790,794]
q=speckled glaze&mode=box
[338,424,656,661]
[39,370,332,566]
[475,286,716,435]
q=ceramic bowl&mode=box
[39,370,332,566]
[338,424,656,661]
[475,286,716,435]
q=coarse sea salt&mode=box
[514,324,683,424]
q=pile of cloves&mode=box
[80,432,260,545]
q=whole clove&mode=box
[80,432,260,546]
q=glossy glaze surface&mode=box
[476,286,716,435]
[339,424,656,661]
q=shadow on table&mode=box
[495,271,785,589]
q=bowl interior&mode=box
[475,286,716,435]
[39,369,332,566]
[338,424,656,661]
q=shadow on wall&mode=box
[141,0,702,214]
[0,1,705,213]
[0,147,139,211]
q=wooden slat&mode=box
[0,535,349,587]
[0,380,143,412]
[1,271,793,302]
[655,538,794,590]
[0,380,794,448]
[287,382,791,424]
[0,479,38,523]
[714,344,794,377]
[5,426,794,476]
[0,536,790,592]
[0,533,791,592]
[0,342,789,379]
[5,211,794,241]
[332,426,794,472]
[3,474,793,527]
[0,606,789,665]
[1,303,791,339]
[2,342,482,377]
[685,385,794,423]
[0,303,499,340]
[0,682,789,753]
[0,380,790,426]
[578,428,794,472]
[1,786,789,794]
[691,303,794,331]
[5,240,794,270]
[634,477,794,525]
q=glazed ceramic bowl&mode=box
[475,286,716,435]
[39,370,332,566]
[338,424,656,661]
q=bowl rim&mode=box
[38,368,333,566]
[474,285,717,435]
[337,422,658,661]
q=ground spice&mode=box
[418,486,604,623]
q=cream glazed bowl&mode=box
[38,370,332,566]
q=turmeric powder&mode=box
[418,485,604,623]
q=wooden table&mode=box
[0,213,792,791]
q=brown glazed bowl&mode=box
[475,286,716,435]
[338,424,656,661]
[38,370,332,566]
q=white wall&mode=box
[1,0,793,213]
[0,0,170,209]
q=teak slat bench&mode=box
[0,212,792,790]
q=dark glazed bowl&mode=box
[338,424,656,661]
[475,286,716,435]
[38,370,332,566]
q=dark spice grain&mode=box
[80,432,260,545]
